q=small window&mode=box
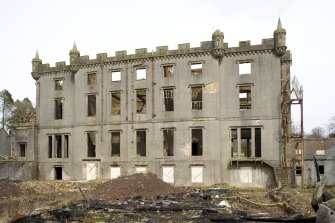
[136,89,146,114]
[111,131,121,157]
[163,129,174,156]
[87,73,97,85]
[191,86,202,110]
[55,99,63,120]
[163,88,174,111]
[239,85,251,110]
[163,65,174,78]
[55,79,63,91]
[295,166,302,175]
[319,165,324,175]
[88,94,96,117]
[87,132,96,157]
[136,130,146,156]
[192,128,203,156]
[136,68,146,80]
[19,143,26,157]
[112,71,121,82]
[239,63,251,75]
[111,92,121,115]
[191,63,202,76]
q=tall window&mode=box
[47,134,69,158]
[191,86,202,110]
[111,131,121,157]
[163,65,174,78]
[88,94,96,117]
[239,85,251,110]
[136,89,146,114]
[231,129,238,158]
[55,135,62,158]
[163,129,174,156]
[163,88,174,111]
[230,127,262,158]
[111,92,121,115]
[87,73,97,85]
[55,99,63,119]
[136,130,146,156]
[87,132,96,157]
[240,128,251,157]
[192,128,203,156]
[18,143,26,157]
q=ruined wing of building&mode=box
[5,19,318,188]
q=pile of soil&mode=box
[0,179,21,199]
[92,173,177,201]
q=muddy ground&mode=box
[0,173,330,222]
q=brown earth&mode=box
[0,179,21,199]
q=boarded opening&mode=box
[191,63,202,76]
[88,94,96,117]
[111,166,121,179]
[55,99,63,119]
[86,163,97,180]
[239,63,251,75]
[111,92,121,115]
[163,65,174,78]
[136,166,147,173]
[111,131,120,157]
[55,79,63,91]
[241,128,251,157]
[136,68,146,80]
[163,129,174,156]
[191,166,203,183]
[162,166,174,183]
[54,166,62,180]
[87,73,97,85]
[163,89,174,111]
[240,167,252,183]
[136,90,146,113]
[192,129,203,156]
[112,71,121,81]
[48,136,52,158]
[87,132,96,157]
[19,143,26,157]
[136,130,146,156]
[255,128,261,157]
[231,129,238,158]
[239,85,251,110]
[191,86,202,110]
[55,135,62,158]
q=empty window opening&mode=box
[192,129,203,156]
[48,135,52,158]
[239,85,251,110]
[87,132,96,157]
[239,62,251,75]
[163,88,174,111]
[191,166,203,183]
[111,92,121,115]
[136,130,146,156]
[136,68,146,80]
[111,132,120,157]
[163,65,174,78]
[162,166,174,183]
[136,166,147,174]
[231,129,238,158]
[191,63,202,76]
[319,165,324,175]
[55,135,62,158]
[241,128,251,157]
[64,135,69,158]
[163,129,174,156]
[88,94,96,117]
[255,128,262,157]
[136,90,146,113]
[55,79,63,91]
[54,166,63,180]
[55,99,63,119]
[112,71,121,81]
[87,73,97,85]
[295,166,302,175]
[19,143,26,157]
[191,86,202,110]
[111,166,121,179]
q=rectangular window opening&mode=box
[112,71,121,81]
[136,90,146,114]
[231,129,238,158]
[55,99,63,120]
[87,132,96,157]
[163,88,174,111]
[191,86,203,110]
[319,165,324,175]
[163,129,174,156]
[136,130,146,156]
[55,135,62,158]
[136,68,146,80]
[111,132,121,157]
[239,85,251,110]
[111,92,121,115]
[255,128,262,157]
[192,129,203,156]
[163,65,174,78]
[19,143,26,157]
[54,166,63,180]
[48,136,52,158]
[241,128,251,157]
[191,63,202,76]
[295,166,302,175]
[239,63,251,75]
[87,73,97,85]
[55,79,63,91]
[64,135,69,158]
[88,94,96,117]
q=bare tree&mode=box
[328,116,335,138]
[0,89,14,130]
[309,126,325,138]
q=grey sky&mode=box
[1,0,334,134]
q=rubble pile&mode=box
[92,173,177,201]
[0,179,21,199]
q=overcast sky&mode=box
[0,0,334,134]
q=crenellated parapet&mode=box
[31,20,289,80]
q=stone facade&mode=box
[21,19,292,187]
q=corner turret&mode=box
[69,41,80,64]
[31,50,42,80]
[273,18,287,57]
[211,29,225,59]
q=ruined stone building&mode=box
[7,19,296,187]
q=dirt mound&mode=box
[0,179,21,199]
[92,173,177,201]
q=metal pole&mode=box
[300,99,304,187]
